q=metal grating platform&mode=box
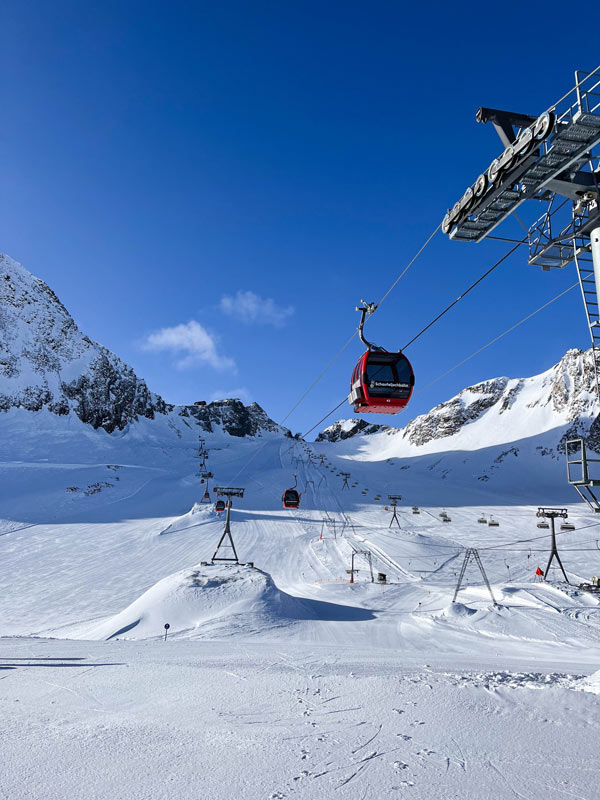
[450,111,600,242]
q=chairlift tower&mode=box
[340,472,351,490]
[443,68,600,393]
[387,495,402,528]
[212,487,245,563]
[453,549,498,606]
[320,518,338,540]
[348,549,374,583]
[536,507,570,583]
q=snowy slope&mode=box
[316,349,600,505]
[3,254,600,799]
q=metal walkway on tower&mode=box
[448,71,600,244]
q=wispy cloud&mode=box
[219,290,294,327]
[141,320,236,371]
[208,387,252,404]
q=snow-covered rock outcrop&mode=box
[0,253,167,432]
[319,349,600,453]
[181,398,289,437]
[315,418,389,442]
[0,254,288,439]
[402,349,599,450]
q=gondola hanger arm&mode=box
[356,300,385,352]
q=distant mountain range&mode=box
[318,348,600,455]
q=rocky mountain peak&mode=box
[316,349,600,453]
[180,398,290,438]
[0,254,166,432]
[315,418,389,442]
[0,254,287,439]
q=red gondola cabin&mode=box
[282,489,300,509]
[215,500,226,512]
[349,350,414,414]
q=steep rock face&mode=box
[315,419,388,442]
[0,254,287,439]
[400,350,600,450]
[402,378,509,447]
[181,399,290,438]
[0,254,166,432]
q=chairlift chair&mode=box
[348,302,415,415]
[488,517,500,527]
[537,521,550,529]
[560,522,575,531]
[477,515,487,524]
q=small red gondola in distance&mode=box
[282,488,300,509]
[348,301,415,415]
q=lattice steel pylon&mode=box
[443,67,600,399]
[452,548,497,606]
[574,234,600,394]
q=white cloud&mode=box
[142,320,236,372]
[219,290,294,327]
[208,387,252,404]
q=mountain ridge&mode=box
[0,253,288,439]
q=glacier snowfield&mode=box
[2,416,600,799]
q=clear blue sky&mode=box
[2,1,598,435]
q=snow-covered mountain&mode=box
[320,348,600,454]
[316,418,390,442]
[0,253,287,440]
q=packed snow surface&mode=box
[3,414,600,798]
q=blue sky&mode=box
[2,1,598,435]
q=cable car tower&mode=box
[536,508,570,583]
[387,494,402,528]
[443,68,600,389]
[211,487,245,563]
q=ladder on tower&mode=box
[574,240,600,395]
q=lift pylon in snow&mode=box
[320,518,338,540]
[212,487,245,563]
[452,549,497,607]
[348,302,415,415]
[386,495,402,529]
[536,507,570,583]
[442,68,600,398]
[348,549,374,583]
